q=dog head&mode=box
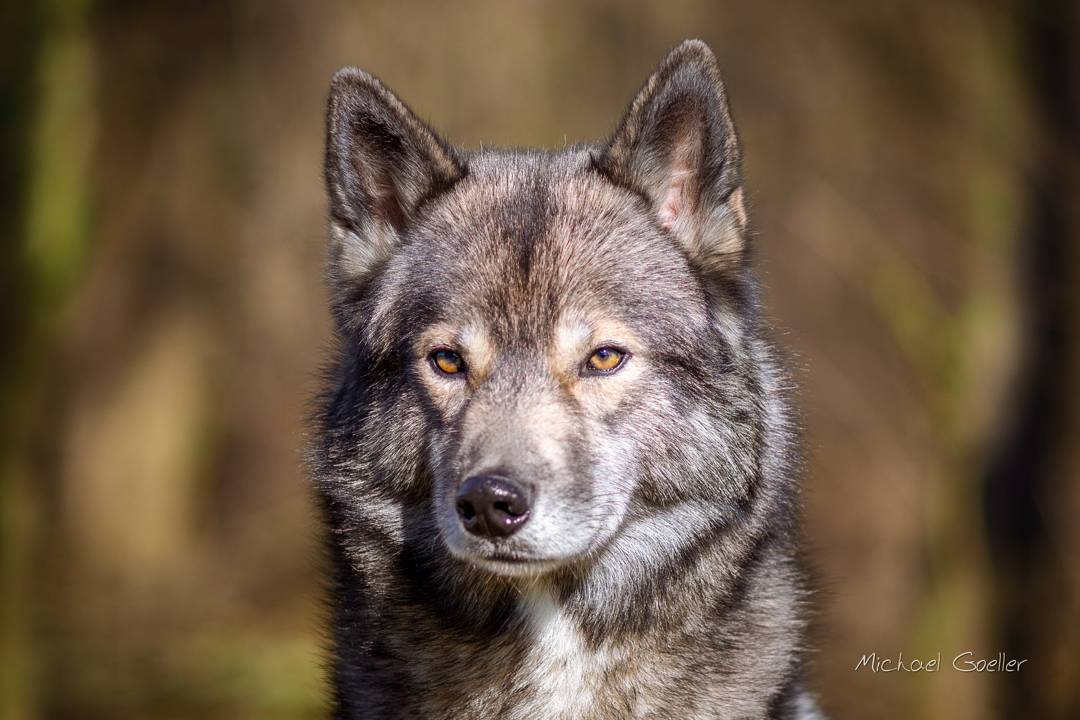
[320,40,765,579]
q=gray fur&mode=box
[311,40,824,719]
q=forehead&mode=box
[391,152,704,340]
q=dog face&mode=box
[364,162,721,576]
[321,41,761,578]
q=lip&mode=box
[470,554,564,577]
[484,552,533,563]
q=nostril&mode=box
[457,499,476,522]
[493,499,527,518]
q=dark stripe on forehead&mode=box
[507,174,552,283]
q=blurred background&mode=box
[1,1,1077,719]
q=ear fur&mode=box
[324,68,464,289]
[595,40,748,276]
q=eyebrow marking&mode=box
[551,310,639,379]
[458,322,494,383]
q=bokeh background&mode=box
[2,2,1077,719]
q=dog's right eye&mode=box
[430,349,466,376]
[585,346,628,375]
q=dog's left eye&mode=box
[585,347,627,374]
[430,349,466,376]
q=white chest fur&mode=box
[516,588,602,719]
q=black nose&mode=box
[455,475,531,538]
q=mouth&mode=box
[469,552,566,577]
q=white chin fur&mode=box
[468,555,567,578]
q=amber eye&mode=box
[586,347,627,374]
[430,349,466,376]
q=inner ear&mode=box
[656,114,705,230]
[324,67,464,291]
[369,165,408,232]
[594,40,747,270]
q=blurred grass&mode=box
[52,631,323,719]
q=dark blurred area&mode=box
[1,2,1077,719]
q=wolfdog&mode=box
[311,40,822,719]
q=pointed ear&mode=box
[595,40,748,276]
[324,68,464,288]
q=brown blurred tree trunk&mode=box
[982,2,1079,719]
[1,2,96,717]
[0,3,45,714]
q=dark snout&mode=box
[455,475,531,538]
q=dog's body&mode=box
[310,41,822,719]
